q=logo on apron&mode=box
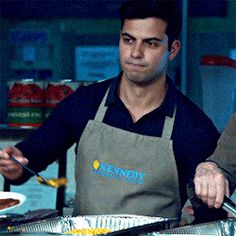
[92,160,145,185]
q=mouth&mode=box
[125,62,146,71]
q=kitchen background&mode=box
[0,0,235,218]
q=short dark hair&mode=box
[120,0,182,48]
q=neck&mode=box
[119,76,168,122]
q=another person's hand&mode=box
[194,161,229,208]
[0,146,28,181]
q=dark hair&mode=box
[120,0,182,48]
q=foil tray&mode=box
[147,218,236,236]
[2,214,169,235]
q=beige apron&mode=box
[73,88,182,220]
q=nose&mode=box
[131,43,144,58]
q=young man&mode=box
[0,0,226,225]
[194,112,236,209]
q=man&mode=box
[0,0,226,225]
[194,112,236,209]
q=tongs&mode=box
[0,147,67,188]
[222,195,236,218]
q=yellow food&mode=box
[65,227,112,235]
[37,176,68,188]
[45,177,68,188]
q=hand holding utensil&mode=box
[0,147,67,188]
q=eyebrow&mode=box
[120,32,163,42]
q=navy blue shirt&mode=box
[16,73,226,222]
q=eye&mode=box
[122,37,134,45]
[144,40,160,48]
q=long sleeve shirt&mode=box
[208,112,236,193]
[15,73,226,223]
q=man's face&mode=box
[119,17,177,85]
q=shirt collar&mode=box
[105,72,122,106]
[159,77,177,117]
[106,73,177,118]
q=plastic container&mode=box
[44,80,81,119]
[200,55,236,132]
[7,79,44,128]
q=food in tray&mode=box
[4,215,167,234]
[65,227,112,235]
[0,198,20,210]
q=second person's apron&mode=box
[73,88,182,220]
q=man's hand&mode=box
[194,162,229,208]
[0,146,28,181]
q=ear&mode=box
[168,40,181,61]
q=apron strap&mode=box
[95,86,176,140]
[94,87,110,122]
[161,107,177,139]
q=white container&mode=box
[200,55,236,132]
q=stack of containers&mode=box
[44,80,81,119]
[200,55,236,132]
[7,79,44,128]
[7,79,81,127]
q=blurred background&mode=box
[0,0,235,216]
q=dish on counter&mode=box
[0,191,26,214]
[4,214,169,234]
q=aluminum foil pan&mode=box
[145,219,236,236]
[3,214,169,235]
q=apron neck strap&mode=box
[161,107,176,139]
[94,87,110,122]
[95,86,176,140]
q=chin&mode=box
[128,77,155,86]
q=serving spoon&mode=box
[0,147,68,188]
